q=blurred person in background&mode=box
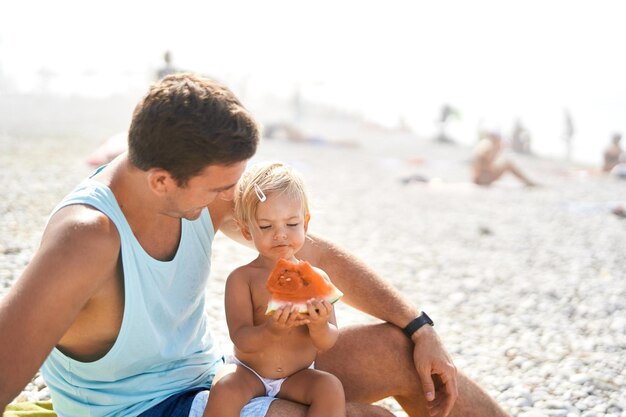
[472,131,538,187]
[603,132,623,173]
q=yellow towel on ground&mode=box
[3,401,56,417]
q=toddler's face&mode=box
[248,192,309,262]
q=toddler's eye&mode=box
[259,225,271,230]
[287,223,299,227]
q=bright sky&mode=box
[1,0,624,163]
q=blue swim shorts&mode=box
[138,387,276,417]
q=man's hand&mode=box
[411,326,458,416]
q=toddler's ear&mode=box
[304,214,311,232]
[239,222,253,241]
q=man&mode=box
[0,74,509,417]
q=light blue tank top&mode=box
[41,178,223,417]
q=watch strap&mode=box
[402,312,434,338]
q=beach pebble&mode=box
[519,411,549,417]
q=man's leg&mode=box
[265,399,395,417]
[316,323,511,417]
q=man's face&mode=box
[165,160,247,220]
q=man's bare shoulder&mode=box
[207,198,235,231]
[207,198,253,248]
[40,204,121,283]
[46,204,119,244]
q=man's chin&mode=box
[183,208,204,220]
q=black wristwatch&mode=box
[402,312,434,338]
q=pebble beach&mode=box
[1,109,625,417]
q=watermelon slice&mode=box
[265,258,343,315]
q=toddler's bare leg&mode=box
[278,368,346,417]
[203,364,265,417]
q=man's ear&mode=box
[304,214,311,232]
[147,168,175,196]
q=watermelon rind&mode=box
[265,288,343,315]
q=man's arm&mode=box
[297,233,419,326]
[297,232,458,416]
[0,206,120,409]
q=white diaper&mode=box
[227,355,287,397]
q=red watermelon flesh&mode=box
[265,258,343,315]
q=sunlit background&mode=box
[0,0,624,165]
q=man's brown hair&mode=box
[128,73,259,186]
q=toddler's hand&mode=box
[268,304,309,332]
[306,299,332,326]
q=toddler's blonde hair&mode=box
[234,161,310,228]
